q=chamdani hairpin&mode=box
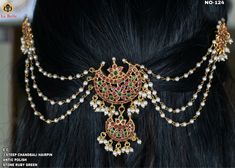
[21,17,233,156]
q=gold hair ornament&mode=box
[21,17,233,156]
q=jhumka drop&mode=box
[21,17,233,156]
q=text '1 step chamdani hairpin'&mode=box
[21,17,233,156]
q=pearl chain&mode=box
[24,58,94,124]
[151,62,215,127]
[149,58,215,113]
[28,53,90,80]
[138,45,212,82]
[27,59,91,106]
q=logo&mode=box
[2,2,14,13]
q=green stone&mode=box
[109,95,114,100]
[129,83,133,87]
[97,81,102,85]
[127,93,131,97]
[110,129,114,134]
[117,91,122,96]
[116,133,120,137]
[102,87,107,92]
[113,70,118,75]
[119,116,123,120]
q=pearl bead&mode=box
[184,74,188,78]
[31,103,35,108]
[209,59,213,63]
[147,70,152,74]
[175,109,180,113]
[160,113,165,118]
[198,85,202,89]
[152,90,157,95]
[200,102,205,106]
[83,81,88,86]
[79,87,84,92]
[46,120,51,124]
[155,106,160,111]
[181,106,186,111]
[151,99,157,103]
[182,122,187,127]
[79,98,84,103]
[190,119,194,123]
[58,101,63,105]
[83,70,88,75]
[175,123,180,127]
[76,74,81,78]
[144,74,148,79]
[188,102,193,106]
[148,82,153,87]
[156,97,160,102]
[168,119,172,124]
[137,139,142,144]
[140,65,145,69]
[204,93,208,97]
[161,105,166,109]
[175,77,179,81]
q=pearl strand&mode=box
[149,58,215,113]
[152,62,215,127]
[139,45,213,82]
[28,53,90,81]
[25,59,93,124]
[27,59,91,105]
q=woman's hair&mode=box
[13,0,235,167]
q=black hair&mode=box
[13,0,235,167]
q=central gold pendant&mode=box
[90,58,150,156]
